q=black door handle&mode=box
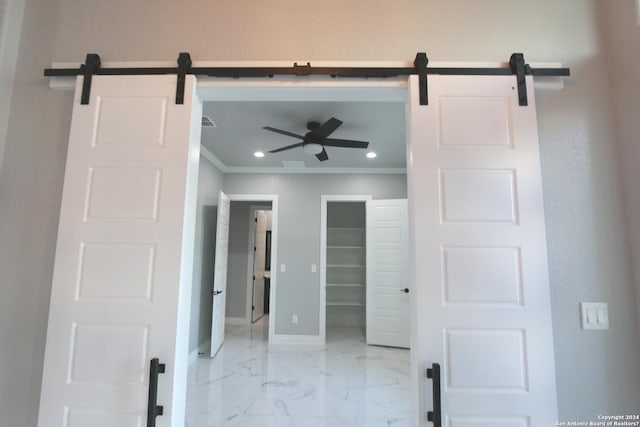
[426,363,441,427]
[401,288,409,293]
[147,358,165,427]
[211,290,223,296]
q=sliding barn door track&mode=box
[44,52,569,106]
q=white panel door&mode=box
[366,199,410,348]
[210,191,230,357]
[252,210,267,322]
[38,75,202,427]
[407,75,557,426]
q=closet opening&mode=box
[325,201,367,341]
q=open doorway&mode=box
[224,202,273,325]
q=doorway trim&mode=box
[320,195,372,343]
[226,194,278,344]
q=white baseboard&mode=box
[189,339,211,364]
[225,317,248,325]
[269,334,324,347]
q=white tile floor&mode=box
[185,316,410,427]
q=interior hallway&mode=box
[185,317,410,426]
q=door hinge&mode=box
[252,305,255,310]
[255,218,258,222]
[253,275,256,280]
[254,246,256,251]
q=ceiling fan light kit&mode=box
[303,143,324,155]
[264,117,370,162]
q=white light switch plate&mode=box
[580,302,609,330]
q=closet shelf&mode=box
[327,245,363,249]
[326,264,364,268]
[326,302,365,307]
[326,283,364,288]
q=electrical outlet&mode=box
[280,264,286,273]
[292,314,298,324]
[311,264,317,273]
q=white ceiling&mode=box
[201,101,406,172]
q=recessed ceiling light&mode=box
[366,152,377,159]
[254,151,265,158]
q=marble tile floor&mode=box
[185,316,411,427]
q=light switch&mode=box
[280,264,286,273]
[580,302,609,330]
[311,264,317,273]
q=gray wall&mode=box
[223,173,407,335]
[0,0,26,172]
[225,201,271,320]
[1,0,639,425]
[189,157,223,353]
[0,0,71,425]
[600,0,640,346]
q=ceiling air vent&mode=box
[282,161,306,169]
[201,115,216,128]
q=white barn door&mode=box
[407,75,558,426]
[38,75,202,427]
[210,191,229,356]
[366,199,410,348]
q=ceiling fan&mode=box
[262,117,369,161]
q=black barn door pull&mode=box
[426,363,442,427]
[147,358,166,427]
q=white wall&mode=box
[223,173,407,335]
[189,156,223,353]
[1,0,639,424]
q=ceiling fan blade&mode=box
[262,126,304,140]
[315,148,329,161]
[312,117,343,139]
[269,142,305,153]
[322,138,369,149]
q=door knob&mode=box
[211,290,223,296]
[401,288,409,293]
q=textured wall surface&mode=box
[0,0,638,425]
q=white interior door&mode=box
[210,191,230,357]
[251,210,267,322]
[366,199,410,348]
[407,75,558,426]
[38,75,202,427]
